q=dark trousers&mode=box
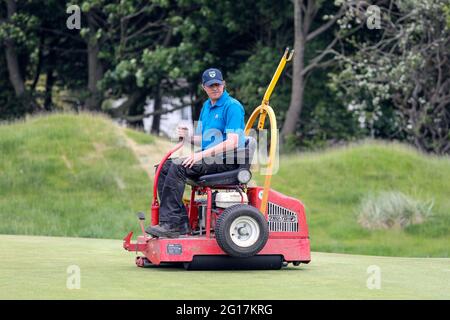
[157,157,238,226]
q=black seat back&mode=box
[240,135,257,169]
[223,135,257,169]
[187,136,257,187]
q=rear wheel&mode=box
[215,204,269,258]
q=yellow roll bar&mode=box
[244,48,294,215]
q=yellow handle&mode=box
[262,48,294,105]
[244,48,293,215]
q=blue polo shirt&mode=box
[195,90,245,151]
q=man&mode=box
[146,68,246,238]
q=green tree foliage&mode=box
[1,0,449,153]
[229,46,292,119]
[0,1,88,114]
[331,0,450,154]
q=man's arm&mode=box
[190,135,202,147]
[181,133,238,168]
[201,133,238,158]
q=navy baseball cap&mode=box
[202,68,224,86]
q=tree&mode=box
[281,0,369,141]
[1,1,88,116]
[0,0,41,114]
[84,9,104,111]
[83,0,188,129]
[100,0,290,131]
[332,0,450,154]
[3,0,24,97]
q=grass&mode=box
[0,113,149,239]
[357,191,434,229]
[0,234,448,299]
[253,141,450,257]
[124,127,155,145]
[0,113,449,258]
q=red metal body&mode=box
[126,235,311,266]
[124,183,311,266]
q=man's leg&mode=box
[156,159,173,201]
[158,161,208,227]
[146,158,189,235]
[148,158,238,237]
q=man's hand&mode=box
[182,151,204,168]
[177,126,189,140]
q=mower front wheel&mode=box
[215,204,269,258]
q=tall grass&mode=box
[357,191,433,229]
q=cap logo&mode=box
[209,71,216,78]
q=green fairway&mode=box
[0,235,448,300]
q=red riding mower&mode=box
[123,48,311,270]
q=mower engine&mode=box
[214,190,248,208]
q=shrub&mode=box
[357,191,433,230]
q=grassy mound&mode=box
[0,113,151,239]
[254,141,450,257]
[1,235,448,299]
[1,113,449,258]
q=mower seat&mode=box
[187,136,256,187]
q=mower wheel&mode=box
[215,204,269,258]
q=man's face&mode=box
[203,82,225,101]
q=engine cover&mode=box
[215,191,248,208]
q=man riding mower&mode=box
[123,48,311,270]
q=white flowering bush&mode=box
[331,0,450,154]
